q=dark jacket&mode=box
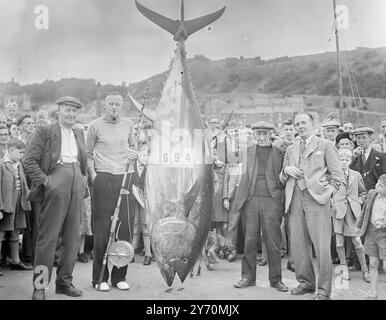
[356,189,379,237]
[22,122,87,202]
[0,159,31,213]
[350,148,386,191]
[231,143,285,215]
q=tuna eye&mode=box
[181,257,188,264]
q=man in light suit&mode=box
[280,112,343,300]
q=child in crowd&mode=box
[0,139,32,272]
[332,148,370,282]
[356,174,386,300]
[130,143,152,265]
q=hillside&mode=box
[130,46,386,102]
[2,46,386,113]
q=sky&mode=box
[1,0,386,85]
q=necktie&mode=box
[361,150,367,166]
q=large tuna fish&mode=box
[130,0,225,286]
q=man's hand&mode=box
[284,166,302,178]
[90,170,97,183]
[353,147,362,158]
[223,198,230,210]
[128,149,138,161]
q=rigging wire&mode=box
[340,31,369,126]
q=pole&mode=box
[333,0,344,124]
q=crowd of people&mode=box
[0,95,385,300]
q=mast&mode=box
[333,0,344,124]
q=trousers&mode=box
[241,196,283,284]
[33,163,85,288]
[289,185,332,297]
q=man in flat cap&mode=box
[322,120,340,142]
[232,121,288,292]
[350,126,386,191]
[23,96,87,300]
[280,112,343,300]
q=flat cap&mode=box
[322,120,340,128]
[353,126,374,135]
[55,96,82,109]
[251,121,275,131]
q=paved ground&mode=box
[0,253,385,300]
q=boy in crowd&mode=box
[0,139,32,273]
[332,148,370,282]
[356,174,386,299]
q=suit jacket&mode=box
[22,122,87,202]
[356,189,379,237]
[0,160,31,213]
[332,168,366,220]
[231,143,285,215]
[280,135,343,213]
[350,148,386,191]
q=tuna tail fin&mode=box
[135,0,225,41]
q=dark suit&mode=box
[231,144,285,285]
[350,148,386,191]
[23,122,87,288]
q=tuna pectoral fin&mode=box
[127,91,157,121]
[179,180,200,217]
[184,6,226,37]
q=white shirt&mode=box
[370,196,386,229]
[59,124,78,163]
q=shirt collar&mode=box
[3,155,19,167]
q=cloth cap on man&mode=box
[56,96,82,109]
[353,126,374,136]
[251,121,275,132]
[322,120,340,129]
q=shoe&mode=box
[290,285,315,295]
[362,270,371,283]
[287,261,295,272]
[270,281,288,292]
[94,282,110,292]
[143,256,151,265]
[340,265,350,280]
[55,284,83,297]
[130,257,135,263]
[139,250,146,256]
[78,253,88,263]
[32,288,46,300]
[151,255,156,262]
[257,259,267,266]
[227,250,237,262]
[114,281,130,291]
[233,278,256,289]
[313,293,330,300]
[348,265,360,272]
[9,261,33,271]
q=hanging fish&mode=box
[129,0,225,286]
